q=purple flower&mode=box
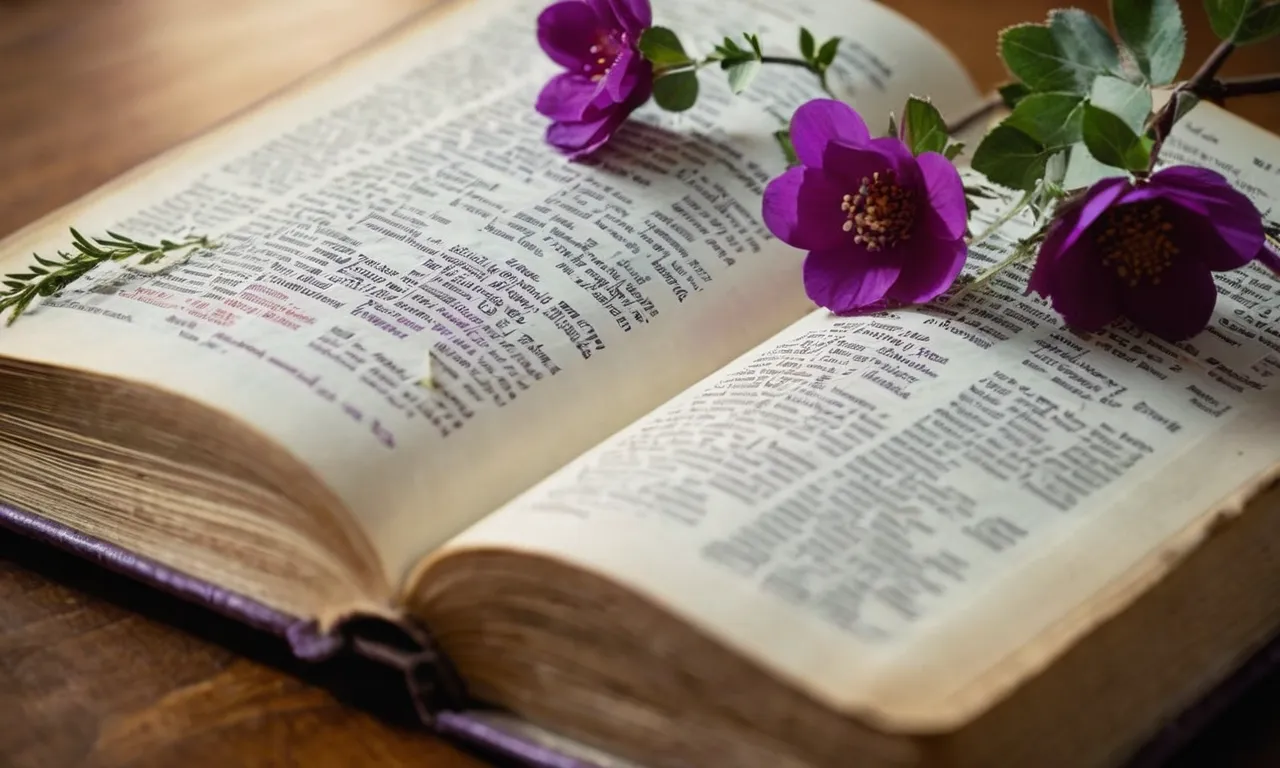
[536,0,653,158]
[762,99,968,314]
[1028,166,1264,342]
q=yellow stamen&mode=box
[1095,202,1179,288]
[839,169,917,252]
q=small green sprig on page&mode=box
[0,229,215,325]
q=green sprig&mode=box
[637,26,840,113]
[0,229,214,325]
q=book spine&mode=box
[0,502,467,720]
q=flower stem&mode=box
[948,229,1045,306]
[965,187,1034,250]
[1197,73,1280,102]
[1147,39,1237,173]
[758,55,813,69]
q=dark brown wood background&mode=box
[1,1,1279,765]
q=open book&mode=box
[2,0,1279,765]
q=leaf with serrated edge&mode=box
[999,24,1080,92]
[1049,9,1121,81]
[999,81,1032,108]
[1082,103,1150,170]
[1089,75,1153,133]
[903,96,949,155]
[1202,0,1280,43]
[1238,2,1280,43]
[1005,92,1086,148]
[1113,0,1186,85]
[972,124,1052,190]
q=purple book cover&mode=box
[0,500,1273,768]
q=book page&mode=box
[437,101,1280,728]
[0,0,980,586]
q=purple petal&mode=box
[538,1,603,70]
[547,111,626,158]
[822,142,894,189]
[916,151,966,240]
[790,100,870,170]
[536,73,602,121]
[821,137,922,196]
[762,168,848,251]
[1170,212,1261,274]
[1166,180,1261,271]
[1027,212,1079,297]
[1121,167,1263,271]
[1045,241,1122,332]
[1026,179,1129,298]
[885,234,967,304]
[1055,177,1130,255]
[1121,260,1218,341]
[601,48,639,102]
[803,246,901,313]
[605,0,651,33]
[545,79,650,159]
[1141,166,1243,213]
[864,137,921,189]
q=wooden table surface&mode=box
[2,0,1280,765]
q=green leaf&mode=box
[999,24,1080,92]
[1112,0,1186,84]
[1205,0,1280,43]
[1205,0,1251,39]
[971,124,1052,190]
[1089,75,1153,133]
[726,59,762,94]
[744,33,763,58]
[944,142,966,161]
[1004,92,1086,147]
[638,27,692,67]
[69,228,107,257]
[1239,2,1280,43]
[816,37,840,68]
[998,81,1033,108]
[1048,9,1122,80]
[902,96,949,155]
[886,112,899,140]
[799,28,816,61]
[774,129,799,166]
[1081,103,1151,170]
[653,70,699,111]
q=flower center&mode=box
[1095,202,1179,287]
[583,29,627,82]
[840,170,916,252]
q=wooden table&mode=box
[1,1,1279,765]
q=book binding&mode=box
[0,502,602,768]
[2,500,1277,767]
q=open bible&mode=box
[2,0,1279,765]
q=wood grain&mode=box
[0,0,1279,766]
